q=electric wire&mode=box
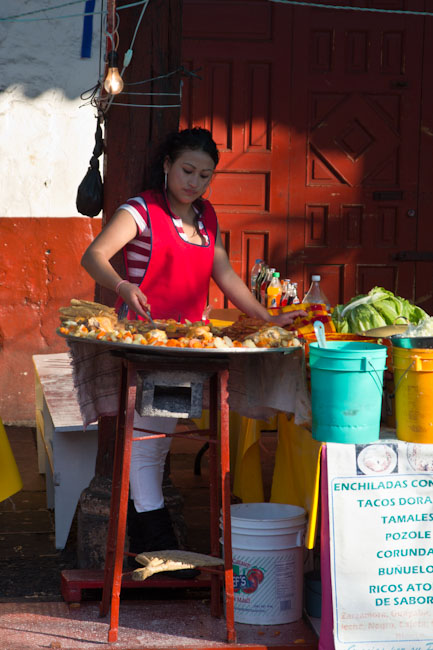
[268,0,433,17]
[0,0,151,22]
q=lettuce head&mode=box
[331,286,428,333]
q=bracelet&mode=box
[115,279,128,295]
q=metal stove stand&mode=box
[62,349,236,644]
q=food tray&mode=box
[391,335,433,349]
[58,331,302,357]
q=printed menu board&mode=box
[327,440,433,650]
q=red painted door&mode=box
[181,0,292,308]
[288,1,425,307]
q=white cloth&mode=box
[66,341,312,429]
[227,350,311,425]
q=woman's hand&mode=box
[118,282,151,319]
[269,309,307,328]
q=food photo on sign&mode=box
[356,443,399,476]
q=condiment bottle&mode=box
[303,274,330,311]
[266,271,282,309]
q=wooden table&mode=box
[32,353,98,549]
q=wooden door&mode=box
[181,0,292,308]
[288,1,426,307]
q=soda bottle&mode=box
[250,259,264,295]
[260,267,275,305]
[266,271,282,309]
[303,274,330,311]
[280,279,292,307]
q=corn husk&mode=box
[132,550,223,581]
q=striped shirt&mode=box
[119,195,209,286]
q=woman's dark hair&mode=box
[149,127,219,190]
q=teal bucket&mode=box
[309,341,387,444]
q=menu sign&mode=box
[327,440,433,650]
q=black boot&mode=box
[129,504,179,553]
[127,499,144,554]
[127,501,199,578]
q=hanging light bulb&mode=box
[103,50,124,95]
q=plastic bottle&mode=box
[266,271,283,309]
[260,267,275,305]
[250,259,264,295]
[303,274,330,311]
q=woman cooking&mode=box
[81,127,305,562]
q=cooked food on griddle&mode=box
[243,325,299,348]
[57,300,302,350]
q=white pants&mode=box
[129,413,177,513]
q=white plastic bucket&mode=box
[220,503,306,625]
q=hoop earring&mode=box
[202,185,212,200]
[164,172,168,191]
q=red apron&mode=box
[118,190,217,323]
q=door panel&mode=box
[288,1,424,306]
[181,0,292,308]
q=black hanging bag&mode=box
[76,120,104,217]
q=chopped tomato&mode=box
[166,339,181,347]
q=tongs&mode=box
[117,301,156,326]
[143,305,156,327]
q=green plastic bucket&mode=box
[310,341,387,444]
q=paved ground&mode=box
[0,425,215,602]
[0,425,319,649]
[0,426,77,602]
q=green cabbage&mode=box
[332,286,428,333]
[347,304,387,332]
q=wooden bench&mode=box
[32,353,98,549]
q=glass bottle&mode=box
[280,278,292,307]
[255,263,268,301]
[291,282,300,305]
[280,279,291,307]
[250,259,264,295]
